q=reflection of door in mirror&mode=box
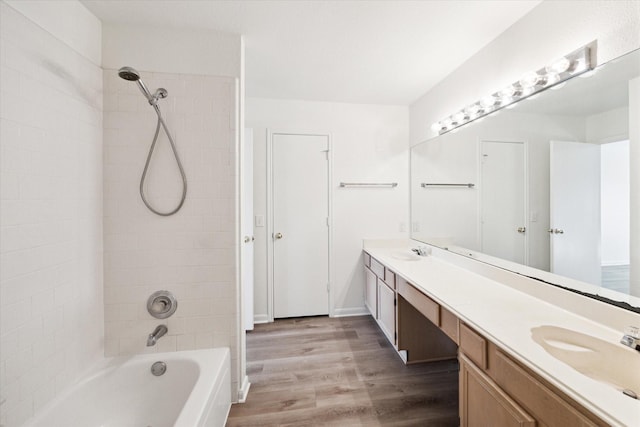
[550,141,601,286]
[480,141,527,264]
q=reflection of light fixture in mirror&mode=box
[545,56,571,74]
[431,41,595,135]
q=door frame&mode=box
[266,129,333,322]
[477,138,529,265]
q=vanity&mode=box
[363,242,640,427]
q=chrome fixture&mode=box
[147,324,168,347]
[147,290,178,319]
[548,228,565,234]
[431,42,595,135]
[118,66,187,216]
[150,361,167,376]
[621,326,640,352]
[412,246,431,256]
[339,182,398,188]
[421,183,475,188]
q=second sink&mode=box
[531,325,640,397]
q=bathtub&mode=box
[24,348,231,427]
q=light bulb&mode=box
[545,57,571,74]
[466,104,481,116]
[480,95,497,108]
[544,73,561,86]
[431,122,442,132]
[453,111,467,124]
[500,85,518,99]
[519,71,541,88]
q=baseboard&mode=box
[253,314,269,324]
[332,306,370,317]
[237,375,251,403]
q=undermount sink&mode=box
[531,325,640,397]
[391,250,422,261]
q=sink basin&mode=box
[531,325,640,396]
[391,251,422,261]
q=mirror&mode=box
[411,48,640,311]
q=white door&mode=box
[241,129,254,330]
[272,133,329,318]
[550,140,601,285]
[480,141,527,264]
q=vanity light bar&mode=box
[431,43,595,135]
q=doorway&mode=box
[549,140,602,285]
[480,140,527,264]
[269,133,330,319]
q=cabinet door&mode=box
[378,280,396,345]
[460,354,535,427]
[364,267,378,318]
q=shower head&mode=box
[118,66,154,102]
[118,66,141,81]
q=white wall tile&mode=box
[0,2,103,426]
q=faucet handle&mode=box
[621,326,640,351]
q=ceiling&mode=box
[82,0,541,105]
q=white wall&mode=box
[247,98,409,319]
[101,24,246,400]
[410,0,640,146]
[0,2,103,426]
[600,140,630,265]
[102,23,241,78]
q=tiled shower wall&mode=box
[0,2,104,426]
[102,70,239,392]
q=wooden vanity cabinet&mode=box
[364,266,378,318]
[459,323,606,427]
[460,353,535,427]
[377,277,396,345]
[362,251,606,426]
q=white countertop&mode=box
[364,244,640,427]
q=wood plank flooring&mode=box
[226,315,459,426]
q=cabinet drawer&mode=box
[383,268,396,289]
[364,252,371,267]
[440,307,459,344]
[493,350,601,427]
[460,323,487,370]
[397,278,439,325]
[370,258,385,278]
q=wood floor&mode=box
[226,315,459,427]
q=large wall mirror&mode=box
[411,48,640,311]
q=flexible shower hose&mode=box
[140,104,187,216]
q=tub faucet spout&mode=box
[147,325,168,347]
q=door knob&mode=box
[274,232,283,240]
[517,227,526,233]
[548,228,564,234]
[244,236,251,243]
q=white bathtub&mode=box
[24,348,231,427]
